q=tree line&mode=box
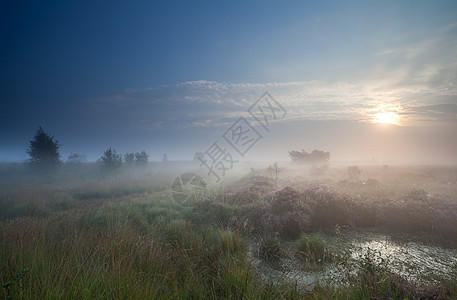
[26,126,150,173]
[25,126,331,174]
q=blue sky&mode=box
[1,0,456,162]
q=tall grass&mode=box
[0,198,303,299]
[296,233,332,263]
[1,164,457,299]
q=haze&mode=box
[1,0,456,164]
[2,2,457,298]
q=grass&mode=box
[257,236,284,262]
[1,201,257,298]
[1,163,457,299]
[296,233,331,263]
[0,191,302,299]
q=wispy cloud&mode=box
[368,22,457,95]
[76,23,457,131]
[78,75,456,132]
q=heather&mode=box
[1,163,456,299]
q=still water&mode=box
[247,230,457,290]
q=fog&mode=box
[2,0,457,298]
[1,132,457,298]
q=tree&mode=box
[135,150,149,166]
[67,153,82,165]
[124,153,135,164]
[289,149,330,165]
[100,147,122,172]
[26,126,61,170]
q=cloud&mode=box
[74,22,457,132]
[368,22,457,96]
[407,103,457,123]
[77,72,457,132]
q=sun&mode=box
[373,111,399,125]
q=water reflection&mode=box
[247,231,457,290]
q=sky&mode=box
[1,0,456,163]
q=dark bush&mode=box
[247,202,282,236]
[248,187,312,238]
[304,185,351,230]
[379,190,457,242]
[222,176,276,206]
[271,187,312,238]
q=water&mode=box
[247,230,457,290]
[350,233,457,284]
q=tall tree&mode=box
[26,126,61,170]
[100,147,122,172]
[135,150,149,166]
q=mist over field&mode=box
[1,0,457,299]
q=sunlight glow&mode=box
[373,111,400,125]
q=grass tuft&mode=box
[296,233,332,263]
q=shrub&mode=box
[289,149,330,165]
[271,187,312,238]
[247,202,282,236]
[379,190,457,241]
[222,176,276,206]
[247,187,312,239]
[304,185,351,230]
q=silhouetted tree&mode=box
[289,149,330,164]
[124,153,135,164]
[135,150,149,166]
[67,152,82,165]
[26,126,61,170]
[100,147,122,172]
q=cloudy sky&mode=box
[1,0,456,163]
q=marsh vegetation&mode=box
[1,162,456,299]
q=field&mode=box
[1,162,457,299]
